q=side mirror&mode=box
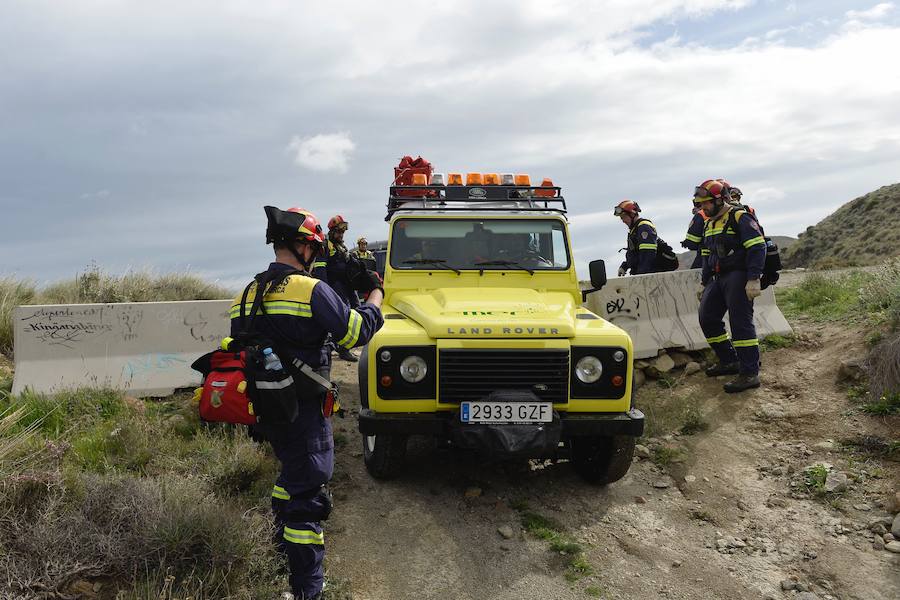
[589,259,607,290]
[581,259,607,302]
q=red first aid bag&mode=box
[198,350,256,425]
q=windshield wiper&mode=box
[402,258,461,275]
[473,260,535,275]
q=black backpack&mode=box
[654,238,679,272]
[724,207,782,289]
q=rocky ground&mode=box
[322,318,899,600]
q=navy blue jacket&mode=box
[230,262,383,368]
[701,208,766,285]
[620,218,658,275]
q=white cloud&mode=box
[846,3,894,21]
[286,132,356,173]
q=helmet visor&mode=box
[613,206,626,216]
[693,186,716,199]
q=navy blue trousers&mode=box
[698,270,760,376]
[257,368,333,599]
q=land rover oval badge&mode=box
[469,187,486,198]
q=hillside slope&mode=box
[784,183,900,269]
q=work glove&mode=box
[745,278,762,300]
[617,266,627,277]
[352,269,384,297]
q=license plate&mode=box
[460,401,552,424]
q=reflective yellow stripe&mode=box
[701,249,710,256]
[638,244,656,250]
[284,527,324,545]
[706,333,730,344]
[312,261,327,269]
[229,300,312,319]
[272,485,290,501]
[732,338,759,348]
[742,236,765,248]
[336,310,362,348]
[685,234,702,242]
[705,226,725,235]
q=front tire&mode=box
[570,435,635,485]
[362,433,408,479]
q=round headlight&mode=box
[575,356,603,383]
[399,355,427,383]
[380,349,392,362]
[613,350,625,362]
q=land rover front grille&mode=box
[438,349,569,404]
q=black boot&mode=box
[723,374,761,393]
[705,361,739,377]
[336,346,358,362]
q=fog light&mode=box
[611,375,624,386]
[380,349,392,362]
[380,375,393,387]
[575,356,603,383]
[399,355,427,383]
[613,350,625,362]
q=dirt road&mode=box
[324,320,899,600]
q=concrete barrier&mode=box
[12,300,231,397]
[583,270,792,359]
[12,271,792,395]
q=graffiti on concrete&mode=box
[117,306,144,342]
[183,308,228,344]
[606,294,642,318]
[123,352,188,380]
[19,306,115,349]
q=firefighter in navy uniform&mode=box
[326,215,362,362]
[350,236,375,261]
[232,206,384,600]
[693,180,766,393]
[615,200,658,276]
[682,207,707,269]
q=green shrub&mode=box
[778,271,873,321]
[803,464,829,493]
[2,387,125,437]
[861,392,900,416]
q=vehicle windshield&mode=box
[390,218,570,271]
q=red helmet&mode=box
[693,179,729,204]
[264,206,325,246]
[328,215,348,230]
[613,200,641,216]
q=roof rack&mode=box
[386,185,567,220]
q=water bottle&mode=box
[262,347,283,371]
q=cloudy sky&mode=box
[2,0,899,289]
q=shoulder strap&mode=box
[237,268,302,337]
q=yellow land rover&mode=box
[357,172,644,484]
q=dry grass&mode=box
[0,276,37,356]
[866,332,900,400]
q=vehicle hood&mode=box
[389,287,576,338]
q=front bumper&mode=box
[357,408,645,438]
